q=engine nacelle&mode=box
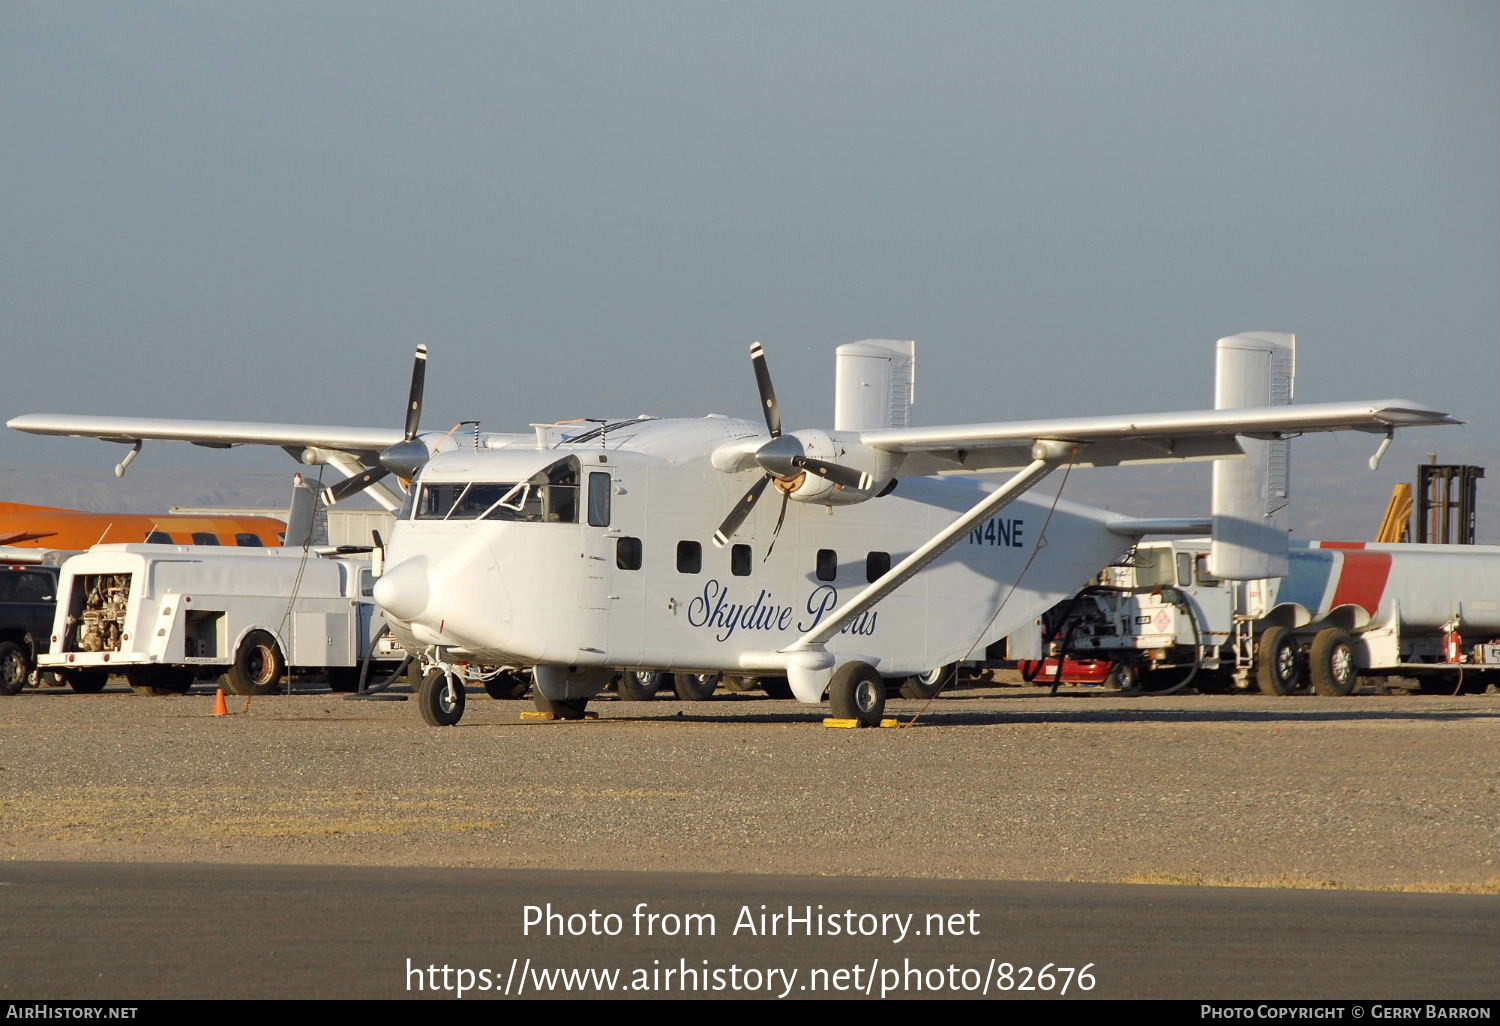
[781,429,889,506]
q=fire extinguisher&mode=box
[1443,620,1463,663]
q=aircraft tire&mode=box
[616,670,664,701]
[0,641,31,695]
[418,669,466,726]
[224,630,287,696]
[829,661,885,727]
[482,671,531,700]
[758,676,793,699]
[898,663,954,700]
[1308,628,1358,696]
[531,692,589,720]
[1255,626,1300,696]
[671,672,720,702]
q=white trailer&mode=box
[40,543,402,695]
[1040,539,1500,695]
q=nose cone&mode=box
[373,558,431,622]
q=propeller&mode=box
[324,345,432,505]
[712,342,874,548]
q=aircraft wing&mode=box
[859,399,1460,474]
[5,414,403,459]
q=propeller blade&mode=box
[712,474,772,547]
[791,456,873,491]
[763,488,791,562]
[403,344,428,441]
[325,465,391,506]
[749,341,781,439]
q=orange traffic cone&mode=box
[213,688,229,717]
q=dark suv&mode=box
[0,562,61,695]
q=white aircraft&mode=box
[8,333,1456,726]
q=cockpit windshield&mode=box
[411,457,580,523]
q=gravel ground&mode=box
[1,682,1495,891]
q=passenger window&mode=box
[616,537,642,571]
[192,533,219,546]
[866,551,891,582]
[731,544,751,577]
[677,541,702,574]
[587,472,611,527]
[145,531,171,544]
[816,549,838,582]
[234,533,263,547]
[1175,552,1192,587]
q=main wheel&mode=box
[531,693,590,720]
[1255,626,1300,696]
[0,641,32,696]
[899,664,955,700]
[224,630,286,696]
[1308,627,1358,696]
[758,676,793,699]
[418,669,466,726]
[482,671,531,700]
[616,670,664,702]
[829,661,885,727]
[62,669,109,693]
[671,672,720,702]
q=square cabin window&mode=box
[616,537,642,571]
[816,549,838,582]
[731,544,752,576]
[677,540,702,574]
[866,551,891,582]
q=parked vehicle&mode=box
[40,543,402,695]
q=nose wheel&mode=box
[418,668,466,726]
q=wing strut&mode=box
[780,440,1076,697]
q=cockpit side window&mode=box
[587,472,611,527]
[412,457,582,524]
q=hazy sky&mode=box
[2,1,1494,536]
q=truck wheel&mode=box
[1308,628,1358,696]
[616,670,664,701]
[0,641,32,695]
[829,662,885,726]
[1106,663,1141,694]
[326,667,362,693]
[532,692,589,720]
[62,669,109,693]
[125,667,193,696]
[671,672,720,701]
[224,631,286,696]
[1255,626,1300,695]
[899,664,954,700]
[418,669,465,726]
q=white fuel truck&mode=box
[1035,539,1500,695]
[40,543,403,695]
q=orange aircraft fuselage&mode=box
[0,502,286,550]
